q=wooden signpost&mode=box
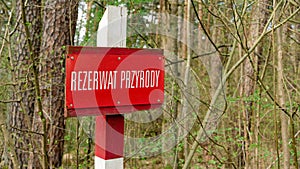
[65,46,164,117]
[65,6,164,169]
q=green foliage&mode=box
[164,164,172,169]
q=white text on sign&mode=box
[71,70,161,91]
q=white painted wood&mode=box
[97,5,127,47]
[95,5,127,169]
[95,156,124,169]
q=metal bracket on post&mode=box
[95,5,127,169]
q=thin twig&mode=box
[266,130,300,169]
[10,126,44,136]
[93,1,106,9]
[191,0,221,56]
[0,0,10,11]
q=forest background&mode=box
[0,0,299,168]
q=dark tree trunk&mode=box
[10,0,42,168]
[39,0,78,167]
[10,0,78,168]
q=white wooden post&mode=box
[95,5,127,169]
[97,5,127,47]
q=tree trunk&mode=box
[277,25,290,169]
[181,0,191,166]
[240,0,268,168]
[160,0,180,167]
[10,0,42,168]
[39,0,78,167]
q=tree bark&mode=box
[160,0,180,167]
[240,0,268,168]
[39,0,78,167]
[181,0,191,166]
[10,0,42,168]
[277,25,290,169]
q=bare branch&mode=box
[0,100,21,103]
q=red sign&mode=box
[65,46,164,117]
